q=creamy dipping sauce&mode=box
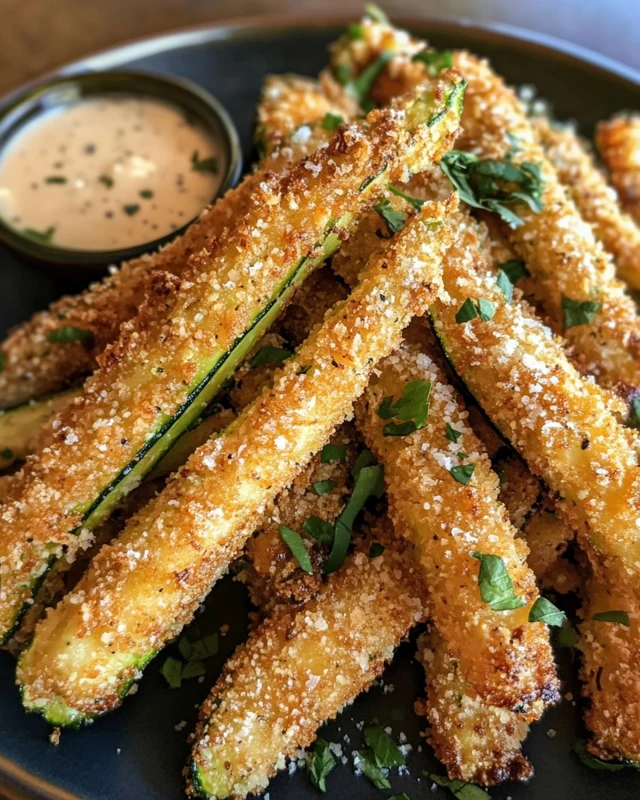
[0,96,222,251]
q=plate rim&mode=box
[1,11,640,800]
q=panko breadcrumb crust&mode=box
[597,114,640,226]
[17,198,454,722]
[1,80,463,642]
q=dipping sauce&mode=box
[0,96,222,251]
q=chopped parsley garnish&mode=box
[477,297,496,321]
[574,739,640,771]
[347,22,364,39]
[389,795,411,800]
[123,204,140,216]
[298,364,312,375]
[450,463,475,485]
[139,189,154,199]
[500,258,529,284]
[313,479,337,496]
[353,448,376,480]
[355,750,390,789]
[556,623,579,648]
[592,610,630,626]
[471,552,525,611]
[369,541,385,558]
[99,175,114,189]
[191,151,218,173]
[160,633,218,688]
[345,51,393,108]
[440,149,544,228]
[160,656,183,689]
[309,738,336,792]
[626,396,640,429]
[303,515,335,545]
[250,345,292,368]
[388,184,426,209]
[46,326,93,343]
[528,596,566,626]
[335,63,351,86]
[279,525,313,574]
[364,726,405,767]
[425,772,491,799]
[561,296,602,329]
[445,423,462,443]
[23,226,55,244]
[1,448,13,460]
[496,270,513,302]
[363,3,389,22]
[321,112,345,131]
[45,176,67,184]
[324,463,384,574]
[455,298,479,323]
[377,379,432,437]
[412,48,454,76]
[321,443,347,463]
[373,198,406,237]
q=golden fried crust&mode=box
[429,202,640,597]
[0,76,349,410]
[453,51,640,392]
[356,324,559,714]
[1,85,462,640]
[240,423,359,609]
[580,575,640,761]
[533,116,640,292]
[419,629,534,786]
[521,501,581,595]
[17,199,453,720]
[597,115,640,226]
[188,521,427,800]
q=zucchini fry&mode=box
[17,197,453,725]
[1,78,464,644]
[597,114,640,226]
[329,16,640,395]
[521,501,580,595]
[355,325,559,714]
[533,116,640,292]
[419,628,533,785]
[0,76,344,410]
[188,519,427,800]
[579,574,640,762]
[427,204,640,595]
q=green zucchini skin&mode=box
[3,77,464,646]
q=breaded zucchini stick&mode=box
[0,76,343,410]
[1,79,464,644]
[427,204,640,596]
[419,628,533,785]
[17,197,453,725]
[579,574,640,762]
[522,501,580,595]
[188,519,427,800]
[330,16,640,395]
[356,324,559,714]
[597,114,640,226]
[533,116,640,292]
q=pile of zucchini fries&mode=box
[1,6,640,797]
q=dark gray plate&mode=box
[1,15,639,800]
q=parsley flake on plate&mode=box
[412,48,454,76]
[377,379,432,437]
[561,296,602,329]
[279,525,313,574]
[592,610,630,626]
[373,197,407,237]
[471,551,526,611]
[46,326,93,343]
[250,345,292,368]
[309,738,336,792]
[449,463,475,485]
[528,596,566,626]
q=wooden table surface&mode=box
[1,0,640,97]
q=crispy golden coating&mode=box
[521,501,580,595]
[597,114,640,226]
[580,574,640,762]
[533,116,640,291]
[356,323,558,715]
[17,198,453,724]
[0,75,346,410]
[188,520,427,800]
[419,629,533,785]
[329,19,640,395]
[428,203,640,597]
[2,82,463,643]
[240,423,359,608]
